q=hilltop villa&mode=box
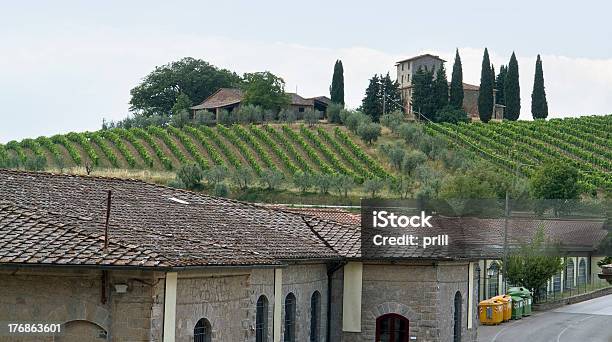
[396,54,505,121]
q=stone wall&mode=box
[0,267,161,342]
[330,261,476,342]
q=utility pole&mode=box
[382,87,386,116]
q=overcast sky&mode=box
[1,1,611,142]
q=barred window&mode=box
[487,262,499,297]
[453,291,462,342]
[256,295,269,342]
[284,293,296,342]
[565,259,575,289]
[194,318,211,342]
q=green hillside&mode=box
[425,115,611,191]
[0,124,390,182]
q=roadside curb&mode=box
[532,287,612,311]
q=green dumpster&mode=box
[508,287,532,316]
[509,295,524,319]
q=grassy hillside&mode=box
[425,115,611,191]
[0,124,390,182]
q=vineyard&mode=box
[0,124,390,183]
[425,115,612,191]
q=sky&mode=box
[1,0,611,143]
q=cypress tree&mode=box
[449,49,464,109]
[496,65,507,105]
[504,52,521,120]
[478,48,494,123]
[432,64,449,118]
[531,54,548,120]
[362,74,382,122]
[330,60,345,105]
[411,67,434,120]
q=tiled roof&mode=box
[275,206,607,259]
[268,206,361,226]
[190,88,243,110]
[462,83,480,91]
[396,54,446,65]
[0,170,347,268]
[1,170,604,269]
[309,96,332,105]
[288,93,314,106]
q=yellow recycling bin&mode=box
[478,299,504,325]
[492,295,512,322]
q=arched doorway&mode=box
[54,320,107,341]
[375,313,409,342]
[453,291,462,342]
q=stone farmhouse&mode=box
[0,170,607,342]
[0,170,481,342]
[189,88,330,122]
[396,54,504,121]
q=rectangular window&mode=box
[299,107,305,113]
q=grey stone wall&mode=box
[281,263,328,342]
[331,261,477,342]
[0,268,161,342]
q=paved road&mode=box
[478,294,612,342]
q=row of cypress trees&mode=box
[478,49,548,122]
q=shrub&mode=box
[24,155,47,171]
[363,178,385,198]
[218,109,233,125]
[313,173,334,194]
[398,123,423,143]
[434,105,469,124]
[193,110,216,125]
[332,174,355,197]
[260,169,284,190]
[231,167,254,190]
[293,171,313,193]
[214,182,230,197]
[236,104,264,124]
[357,122,382,144]
[380,110,404,133]
[401,150,428,175]
[205,165,228,186]
[170,110,191,128]
[379,143,406,170]
[327,103,343,124]
[304,109,321,127]
[344,111,371,133]
[176,163,204,190]
[279,108,297,124]
[388,176,413,199]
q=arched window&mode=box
[487,262,499,297]
[310,291,321,342]
[284,293,296,342]
[376,314,409,342]
[553,271,562,293]
[453,291,462,342]
[194,318,211,342]
[565,259,575,289]
[256,295,269,342]
[578,259,587,286]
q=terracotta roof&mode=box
[462,83,480,91]
[396,53,446,65]
[309,96,332,105]
[0,201,173,267]
[190,88,243,110]
[0,170,349,268]
[288,93,314,106]
[276,206,607,258]
[268,206,361,226]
